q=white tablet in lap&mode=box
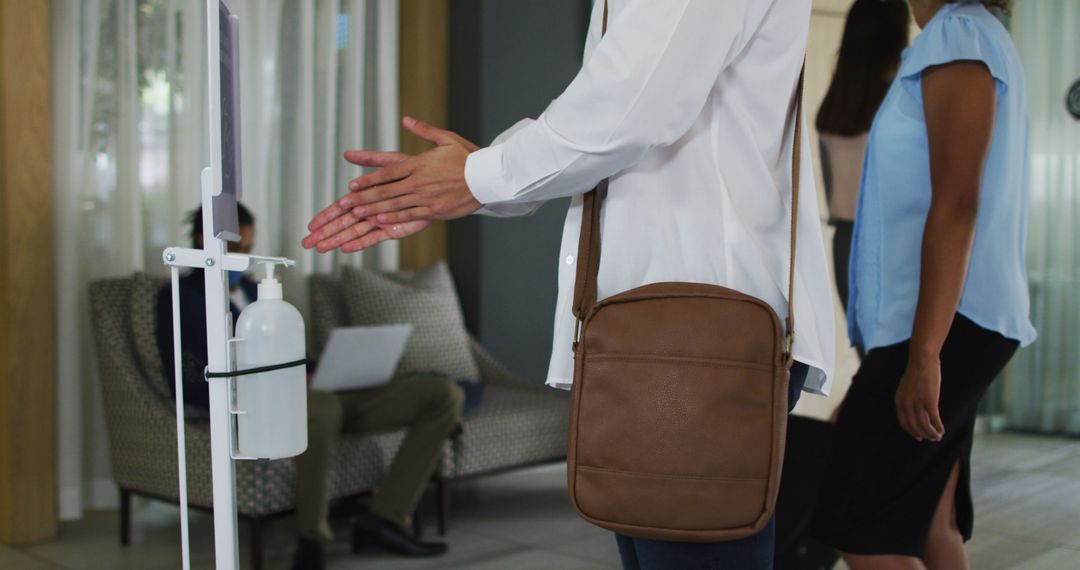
[312,325,412,392]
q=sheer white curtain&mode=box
[51,0,399,519]
[1005,1,1080,434]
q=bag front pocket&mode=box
[575,354,778,480]
[571,353,781,532]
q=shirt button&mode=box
[566,256,575,265]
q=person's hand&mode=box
[302,117,481,254]
[344,116,481,224]
[302,204,431,254]
[302,145,431,253]
[895,354,946,442]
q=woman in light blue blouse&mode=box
[814,1,1035,568]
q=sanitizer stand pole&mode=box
[201,206,242,570]
[161,168,242,569]
[169,265,193,570]
[201,0,240,563]
[161,4,299,567]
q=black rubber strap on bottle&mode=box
[204,358,308,380]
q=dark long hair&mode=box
[816,0,910,136]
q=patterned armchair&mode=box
[308,273,569,535]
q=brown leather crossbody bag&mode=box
[567,1,806,543]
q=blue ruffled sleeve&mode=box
[899,9,1009,102]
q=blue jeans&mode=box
[614,362,810,570]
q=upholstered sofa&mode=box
[89,271,568,569]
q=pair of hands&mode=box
[301,117,483,254]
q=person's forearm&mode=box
[909,191,979,362]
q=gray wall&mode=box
[449,0,591,383]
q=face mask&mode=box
[228,271,244,289]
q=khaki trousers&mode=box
[295,375,464,541]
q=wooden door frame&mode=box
[0,0,58,544]
[398,0,449,270]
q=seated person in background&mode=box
[155,203,464,570]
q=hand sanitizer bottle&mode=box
[235,262,307,459]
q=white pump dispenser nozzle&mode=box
[257,261,283,300]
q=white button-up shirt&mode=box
[465,0,835,395]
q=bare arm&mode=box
[895,60,996,442]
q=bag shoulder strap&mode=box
[572,0,805,365]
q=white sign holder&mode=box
[160,3,298,568]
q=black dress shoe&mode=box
[352,512,448,557]
[291,537,325,570]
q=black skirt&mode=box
[812,314,1019,557]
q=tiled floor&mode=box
[5,432,1080,569]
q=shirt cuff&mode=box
[465,145,510,206]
